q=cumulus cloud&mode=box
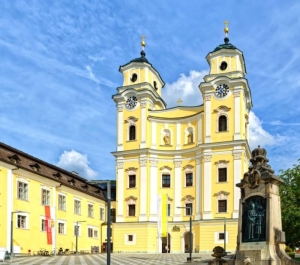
[248,111,285,149]
[163,70,208,107]
[57,150,98,180]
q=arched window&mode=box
[218,115,227,132]
[129,125,136,140]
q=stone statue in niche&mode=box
[163,134,170,145]
[187,131,193,143]
[242,196,266,242]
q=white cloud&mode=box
[248,111,285,149]
[163,70,208,107]
[57,150,98,180]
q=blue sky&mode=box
[0,1,299,180]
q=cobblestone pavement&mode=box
[2,253,220,265]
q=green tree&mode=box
[279,159,300,246]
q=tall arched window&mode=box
[218,115,227,132]
[129,125,136,140]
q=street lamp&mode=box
[11,211,26,255]
[75,221,86,254]
[87,180,111,265]
[177,206,192,263]
[215,217,226,254]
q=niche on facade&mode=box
[161,128,171,145]
[184,125,195,144]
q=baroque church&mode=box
[0,24,254,255]
[111,23,252,253]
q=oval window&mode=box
[220,61,228,71]
[131,73,137,82]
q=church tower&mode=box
[112,23,252,254]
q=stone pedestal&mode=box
[235,146,293,265]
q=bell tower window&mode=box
[129,125,136,140]
[218,115,227,132]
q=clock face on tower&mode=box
[125,96,138,109]
[215,84,229,98]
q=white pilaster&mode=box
[117,105,123,151]
[7,168,13,251]
[234,91,241,140]
[139,158,147,221]
[233,152,242,218]
[197,114,203,145]
[204,96,211,143]
[140,101,147,148]
[176,123,181,150]
[195,157,202,220]
[116,161,124,222]
[203,154,212,219]
[52,188,57,252]
[149,159,158,221]
[173,160,182,221]
[151,122,157,149]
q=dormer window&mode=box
[68,179,76,186]
[30,163,41,172]
[81,184,89,191]
[8,154,21,164]
[53,172,62,180]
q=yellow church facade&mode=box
[112,31,252,253]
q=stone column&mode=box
[197,113,203,145]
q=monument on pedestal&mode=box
[235,146,296,265]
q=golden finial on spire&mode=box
[224,20,229,36]
[141,35,146,50]
[177,98,183,105]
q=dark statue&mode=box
[242,196,266,242]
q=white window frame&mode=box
[125,234,136,245]
[214,231,228,244]
[16,213,29,229]
[41,188,50,206]
[87,226,99,238]
[88,203,94,218]
[58,194,66,211]
[215,160,229,183]
[74,199,81,215]
[58,220,66,235]
[215,191,229,213]
[40,217,46,232]
[17,181,28,201]
[125,116,138,141]
[100,207,105,221]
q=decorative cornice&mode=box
[140,102,147,108]
[125,167,138,172]
[182,195,195,201]
[124,116,138,123]
[213,106,231,113]
[182,164,194,170]
[196,158,201,165]
[125,196,138,201]
[214,160,230,165]
[160,166,172,171]
[117,105,123,112]
[214,190,230,196]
